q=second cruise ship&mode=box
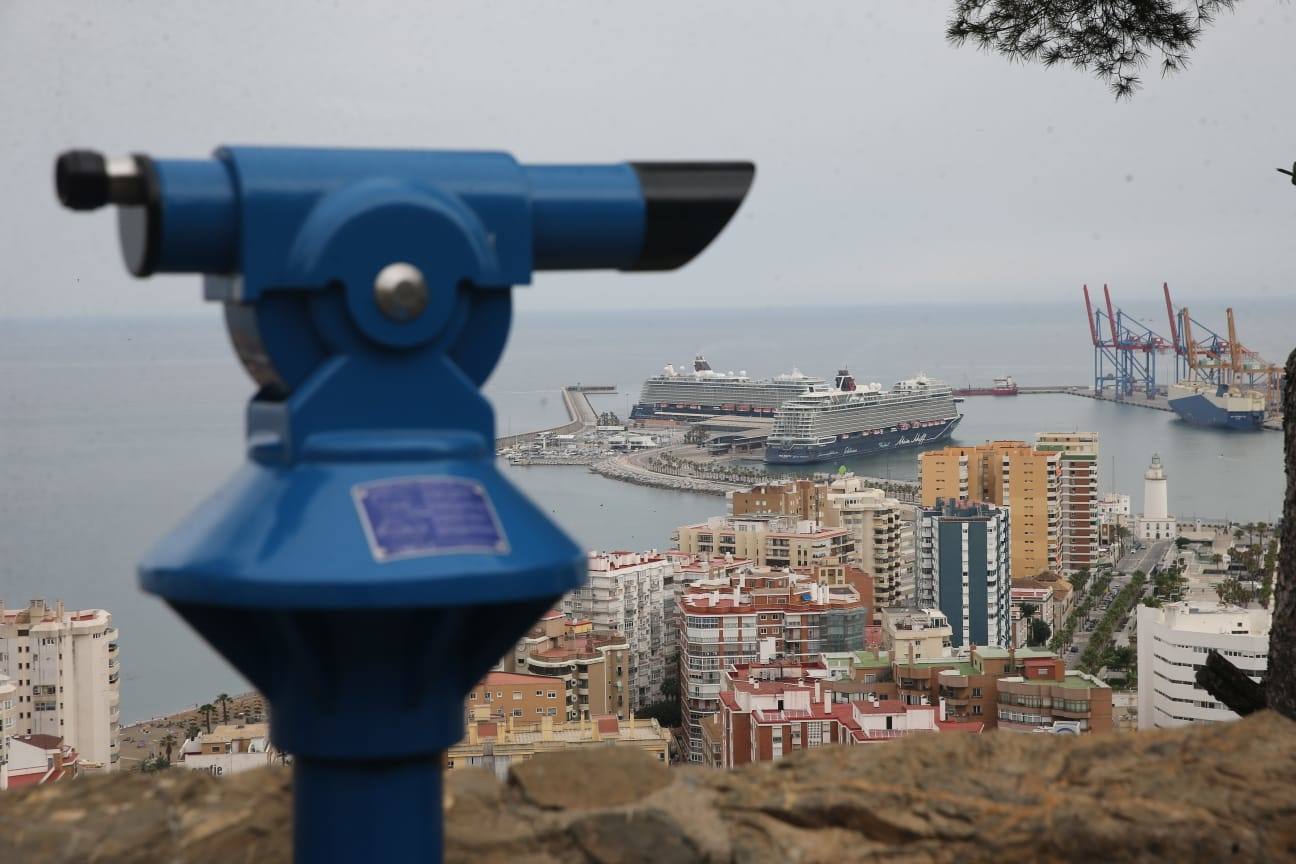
[764,371,962,464]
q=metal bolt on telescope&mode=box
[55,147,753,862]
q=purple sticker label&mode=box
[352,476,509,562]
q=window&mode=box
[971,687,982,698]
[468,692,476,700]
[972,705,982,716]
[512,691,522,700]
[512,709,523,717]
[484,692,491,702]
[536,690,543,697]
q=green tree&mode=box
[199,703,216,734]
[187,722,201,741]
[947,0,1240,98]
[159,732,177,765]
[217,693,232,724]
[1027,618,1051,647]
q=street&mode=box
[1063,540,1171,668]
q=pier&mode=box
[495,386,604,450]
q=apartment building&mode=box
[467,670,568,723]
[917,500,1012,648]
[716,665,982,767]
[676,569,868,763]
[675,515,853,570]
[0,675,14,790]
[730,477,914,610]
[0,600,120,770]
[919,441,1060,578]
[891,646,1112,733]
[564,551,672,710]
[880,608,953,662]
[1036,432,1099,574]
[1137,602,1270,730]
[448,713,671,780]
[520,620,631,721]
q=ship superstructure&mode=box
[631,356,824,420]
[1166,302,1270,431]
[765,371,962,464]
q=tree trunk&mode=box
[1267,348,1296,720]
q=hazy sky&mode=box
[3,1,1294,317]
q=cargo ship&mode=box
[953,376,1018,397]
[1167,380,1265,430]
[765,371,962,464]
[630,356,824,420]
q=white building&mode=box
[1136,454,1178,541]
[1097,493,1131,523]
[0,675,14,790]
[565,551,672,710]
[0,599,120,771]
[917,500,1011,648]
[178,723,275,776]
[1036,432,1099,574]
[880,608,953,661]
[824,478,914,609]
[1136,601,1271,730]
[1010,583,1057,647]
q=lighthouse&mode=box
[1136,454,1177,541]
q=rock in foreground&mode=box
[2,712,1294,863]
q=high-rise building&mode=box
[729,477,914,610]
[676,569,867,763]
[917,500,1011,648]
[674,515,853,570]
[1137,602,1270,730]
[563,551,672,710]
[1035,432,1099,574]
[919,442,1059,579]
[1136,454,1178,541]
[0,600,120,771]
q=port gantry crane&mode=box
[1082,283,1172,399]
[1163,283,1285,416]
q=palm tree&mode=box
[199,703,216,734]
[217,693,232,723]
[187,722,201,741]
[159,732,177,765]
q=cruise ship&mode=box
[1167,380,1265,430]
[765,371,962,464]
[630,356,824,420]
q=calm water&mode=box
[0,303,1288,721]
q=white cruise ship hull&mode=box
[765,415,961,464]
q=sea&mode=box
[0,299,1289,722]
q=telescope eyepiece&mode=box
[56,150,150,211]
[56,150,110,210]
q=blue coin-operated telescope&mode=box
[56,147,752,862]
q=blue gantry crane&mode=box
[1082,283,1173,399]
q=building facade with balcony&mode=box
[0,674,14,790]
[917,500,1011,648]
[675,515,853,571]
[676,570,867,763]
[1136,601,1270,730]
[1036,432,1099,575]
[519,620,631,722]
[919,441,1060,579]
[0,599,120,771]
[729,477,914,612]
[563,551,672,710]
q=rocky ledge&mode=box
[2,711,1294,863]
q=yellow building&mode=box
[447,713,671,778]
[919,441,1059,579]
[673,515,853,569]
